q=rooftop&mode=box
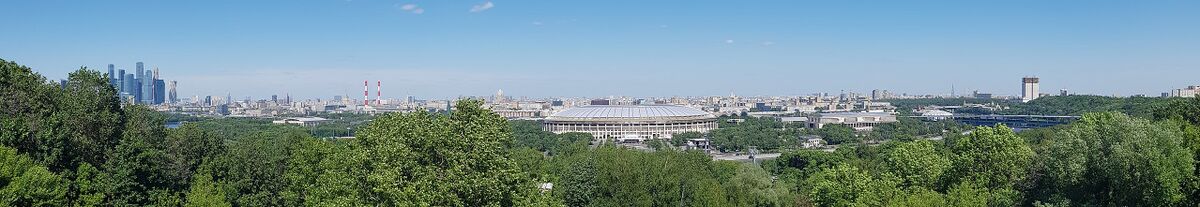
[545,105,716,122]
[549,105,710,118]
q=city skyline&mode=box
[4,1,1199,98]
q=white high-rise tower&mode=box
[1022,77,1040,103]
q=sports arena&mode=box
[542,105,718,142]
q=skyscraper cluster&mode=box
[107,61,176,105]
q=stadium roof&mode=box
[549,105,710,118]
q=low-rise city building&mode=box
[807,112,897,131]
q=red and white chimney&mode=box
[363,80,368,107]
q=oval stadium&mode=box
[542,105,718,142]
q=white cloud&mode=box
[532,21,543,26]
[400,4,417,10]
[725,39,734,44]
[470,1,494,12]
[761,41,775,46]
[394,3,424,14]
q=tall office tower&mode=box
[226,94,232,105]
[168,81,177,104]
[205,96,213,106]
[135,62,145,103]
[142,70,154,104]
[154,80,165,104]
[153,68,163,104]
[117,69,126,93]
[123,74,136,96]
[1022,77,1040,103]
[272,95,278,103]
[107,64,115,86]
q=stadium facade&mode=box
[543,105,718,141]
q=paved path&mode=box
[712,153,781,162]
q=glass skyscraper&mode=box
[135,62,145,103]
[117,69,126,93]
[168,81,177,104]
[123,74,136,98]
[142,70,153,104]
[154,79,165,104]
[107,64,115,87]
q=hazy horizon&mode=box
[4,0,1198,99]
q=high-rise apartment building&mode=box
[1170,86,1200,98]
[871,89,892,100]
[1022,77,1040,103]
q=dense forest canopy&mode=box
[5,58,1200,206]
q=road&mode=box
[712,153,782,162]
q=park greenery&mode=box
[7,58,1200,206]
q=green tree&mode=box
[945,124,1033,204]
[103,105,176,205]
[0,60,124,172]
[1038,112,1194,206]
[944,180,994,207]
[724,162,794,207]
[0,59,60,167]
[804,164,900,206]
[70,163,105,206]
[0,145,68,206]
[947,124,1033,189]
[671,132,703,147]
[54,69,125,171]
[164,123,226,188]
[208,129,306,206]
[305,141,371,206]
[883,140,949,189]
[766,149,845,182]
[709,117,790,151]
[817,125,856,145]
[557,156,597,207]
[184,171,231,207]
[356,99,547,206]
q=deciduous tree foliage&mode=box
[804,164,900,206]
[817,124,856,145]
[13,58,1200,206]
[356,99,540,206]
[945,124,1033,192]
[183,171,230,207]
[710,117,796,151]
[0,145,67,206]
[883,140,949,189]
[1037,112,1193,206]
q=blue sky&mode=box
[3,0,1198,99]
